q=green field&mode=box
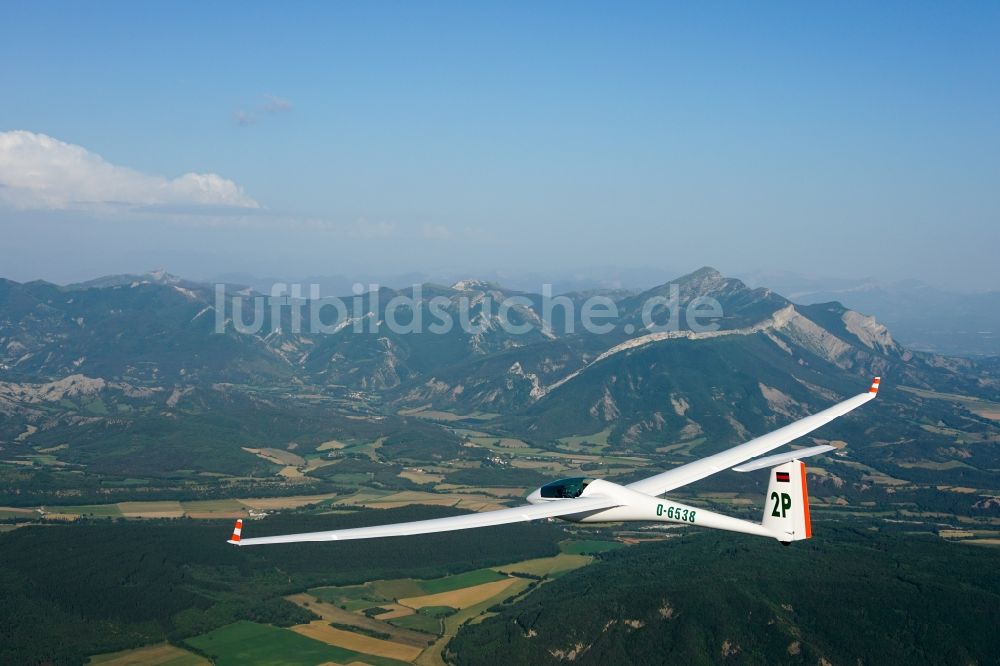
[388,606,456,635]
[464,435,547,457]
[557,428,613,451]
[417,568,507,594]
[0,508,37,519]
[310,583,370,600]
[185,621,408,666]
[655,437,706,457]
[58,504,124,517]
[371,578,427,601]
[308,583,388,611]
[559,539,625,555]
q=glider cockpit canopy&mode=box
[539,477,595,499]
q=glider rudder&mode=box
[761,461,811,543]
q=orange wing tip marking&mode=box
[800,461,812,539]
[869,376,881,394]
[229,518,243,544]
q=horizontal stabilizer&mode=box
[732,444,835,472]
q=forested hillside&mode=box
[450,526,1000,665]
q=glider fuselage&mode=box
[527,477,775,538]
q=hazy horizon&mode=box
[2,3,998,291]
[2,262,996,298]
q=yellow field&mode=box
[290,621,424,662]
[180,499,246,519]
[811,439,848,450]
[939,529,975,539]
[493,553,593,577]
[336,489,392,503]
[937,486,979,494]
[88,642,208,665]
[416,577,538,666]
[510,459,564,471]
[237,492,339,510]
[284,594,429,647]
[357,490,507,512]
[118,501,184,518]
[399,578,516,610]
[316,439,348,451]
[474,486,533,498]
[290,550,607,666]
[374,490,497,504]
[36,442,67,453]
[398,469,445,484]
[374,499,507,512]
[397,407,465,421]
[241,447,306,466]
[896,460,975,471]
[466,497,526,509]
[362,495,454,507]
[16,494,350,520]
[435,486,527,498]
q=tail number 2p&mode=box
[770,491,792,518]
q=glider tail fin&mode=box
[761,461,812,543]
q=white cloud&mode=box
[349,218,395,239]
[419,224,493,242]
[0,130,259,211]
[421,223,454,240]
[263,95,292,113]
[235,96,291,127]
[233,110,257,127]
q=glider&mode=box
[228,377,880,546]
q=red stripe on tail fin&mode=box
[800,462,812,538]
[230,519,242,543]
[869,377,881,394]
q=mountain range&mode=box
[1,266,998,501]
[740,270,1000,357]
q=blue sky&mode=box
[1,1,998,289]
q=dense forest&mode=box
[0,507,564,665]
[449,524,1000,665]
